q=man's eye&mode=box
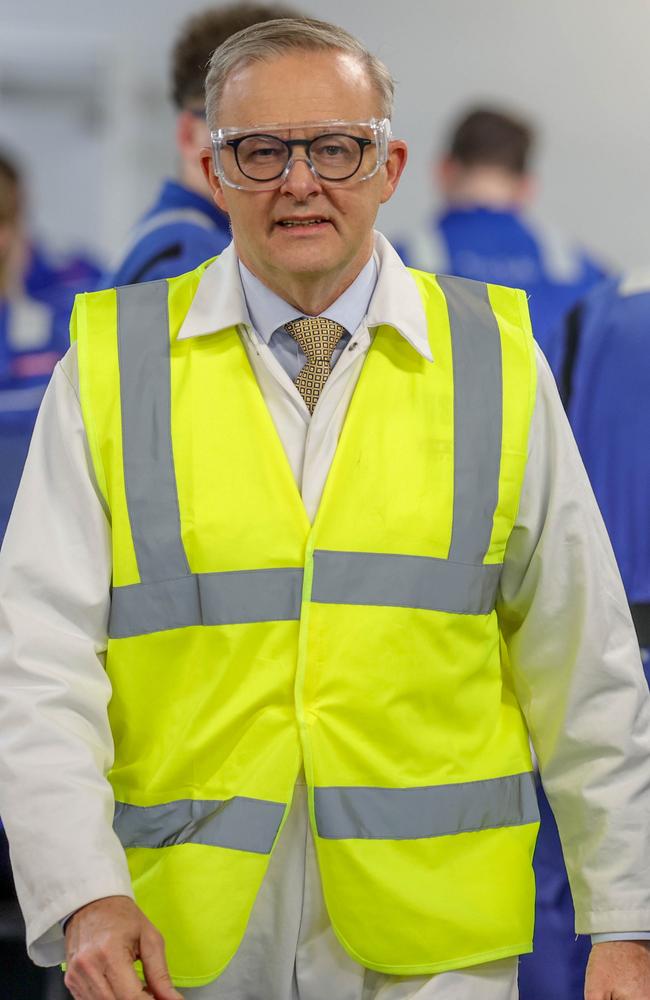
[250,147,281,159]
[320,144,346,157]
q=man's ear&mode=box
[379,140,408,205]
[199,148,229,215]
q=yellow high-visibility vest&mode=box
[72,260,539,988]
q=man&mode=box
[0,18,649,1000]
[395,107,609,358]
[101,2,295,288]
[554,271,650,673]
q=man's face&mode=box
[201,50,407,298]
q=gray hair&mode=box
[205,17,394,127]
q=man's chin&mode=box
[267,246,339,277]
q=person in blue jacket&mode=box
[395,107,609,358]
[0,152,67,542]
[554,272,650,673]
[102,2,296,288]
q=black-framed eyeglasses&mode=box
[210,118,392,191]
[226,132,373,183]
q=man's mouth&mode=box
[276,217,331,228]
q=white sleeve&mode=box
[0,344,133,967]
[498,345,650,934]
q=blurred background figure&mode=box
[101,1,297,288]
[0,150,68,542]
[24,239,101,317]
[554,273,650,676]
[395,106,609,358]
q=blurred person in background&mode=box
[0,150,67,541]
[395,107,609,358]
[102,1,297,288]
[25,239,102,316]
[554,272,650,676]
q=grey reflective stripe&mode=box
[116,281,189,582]
[314,772,539,840]
[114,795,285,854]
[109,567,303,638]
[436,275,503,565]
[311,550,499,615]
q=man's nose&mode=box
[279,156,323,198]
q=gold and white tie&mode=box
[284,316,346,414]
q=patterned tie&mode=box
[284,316,346,414]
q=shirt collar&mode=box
[177,232,434,362]
[238,256,378,344]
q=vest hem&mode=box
[327,925,533,976]
[150,940,535,987]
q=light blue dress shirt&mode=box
[238,256,378,380]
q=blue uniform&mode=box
[553,272,650,652]
[25,241,103,317]
[395,206,609,358]
[101,179,231,288]
[0,297,67,540]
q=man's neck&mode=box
[445,167,528,211]
[238,256,375,317]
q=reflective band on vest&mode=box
[114,795,285,854]
[314,772,538,840]
[311,550,500,615]
[109,567,304,638]
[117,281,189,582]
[436,275,503,564]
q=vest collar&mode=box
[177,233,433,363]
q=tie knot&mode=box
[284,316,346,364]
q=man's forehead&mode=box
[217,50,379,129]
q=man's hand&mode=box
[64,895,184,1000]
[585,940,650,999]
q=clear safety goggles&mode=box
[210,118,392,191]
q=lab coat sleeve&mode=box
[0,344,133,967]
[497,345,650,934]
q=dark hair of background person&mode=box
[0,151,21,226]
[171,1,299,110]
[447,108,534,176]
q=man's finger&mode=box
[64,957,117,1000]
[139,925,184,1000]
[104,954,154,1000]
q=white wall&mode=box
[1,0,649,269]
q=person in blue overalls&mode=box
[398,106,609,1000]
[102,2,297,288]
[554,272,650,678]
[395,106,609,359]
